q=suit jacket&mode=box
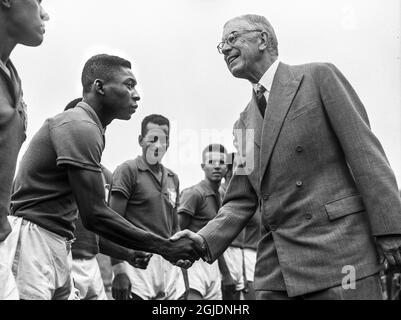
[198,62,401,297]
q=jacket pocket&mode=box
[324,194,364,221]
[289,100,320,120]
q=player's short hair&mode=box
[141,114,170,137]
[202,144,228,164]
[81,54,131,93]
[64,98,83,111]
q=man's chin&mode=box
[211,177,222,182]
[229,66,246,79]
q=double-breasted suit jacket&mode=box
[198,62,401,297]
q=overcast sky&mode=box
[12,0,401,190]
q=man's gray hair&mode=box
[227,14,279,57]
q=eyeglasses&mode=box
[217,29,262,54]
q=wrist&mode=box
[112,262,128,276]
[124,249,136,262]
[150,237,170,256]
[197,235,209,260]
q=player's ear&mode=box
[94,79,105,95]
[1,0,12,9]
[138,135,143,146]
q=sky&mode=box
[12,0,401,190]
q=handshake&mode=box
[160,230,208,269]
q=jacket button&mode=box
[296,181,303,187]
[270,225,277,231]
[296,146,303,153]
[305,214,312,220]
[263,194,270,201]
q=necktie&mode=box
[255,84,267,117]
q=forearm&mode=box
[69,168,171,256]
[99,237,134,262]
[198,174,257,261]
[83,204,169,255]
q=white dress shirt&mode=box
[252,59,280,108]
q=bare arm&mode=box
[178,212,192,231]
[98,237,132,261]
[68,166,194,259]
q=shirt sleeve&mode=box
[111,162,136,199]
[177,188,201,217]
[49,120,103,172]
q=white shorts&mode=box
[243,248,257,283]
[223,246,245,291]
[72,257,107,300]
[0,216,22,300]
[187,259,222,300]
[7,217,74,300]
[113,254,185,300]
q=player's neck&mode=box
[0,35,16,64]
[204,178,220,193]
[82,97,110,128]
[142,155,162,173]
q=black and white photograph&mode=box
[0,0,400,305]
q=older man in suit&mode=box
[172,14,401,300]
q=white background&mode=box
[13,0,401,190]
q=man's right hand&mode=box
[112,273,131,300]
[160,232,205,267]
[164,230,208,268]
[0,215,11,242]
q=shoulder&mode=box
[289,62,340,78]
[181,183,204,199]
[49,109,101,136]
[114,159,139,175]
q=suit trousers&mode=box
[256,273,384,300]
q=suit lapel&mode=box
[237,98,264,190]
[240,92,264,148]
[259,63,304,185]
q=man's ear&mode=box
[1,0,12,9]
[201,164,205,170]
[258,31,269,51]
[138,135,143,146]
[94,79,105,95]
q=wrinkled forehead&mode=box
[222,18,253,39]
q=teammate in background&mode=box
[110,114,185,300]
[177,144,229,300]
